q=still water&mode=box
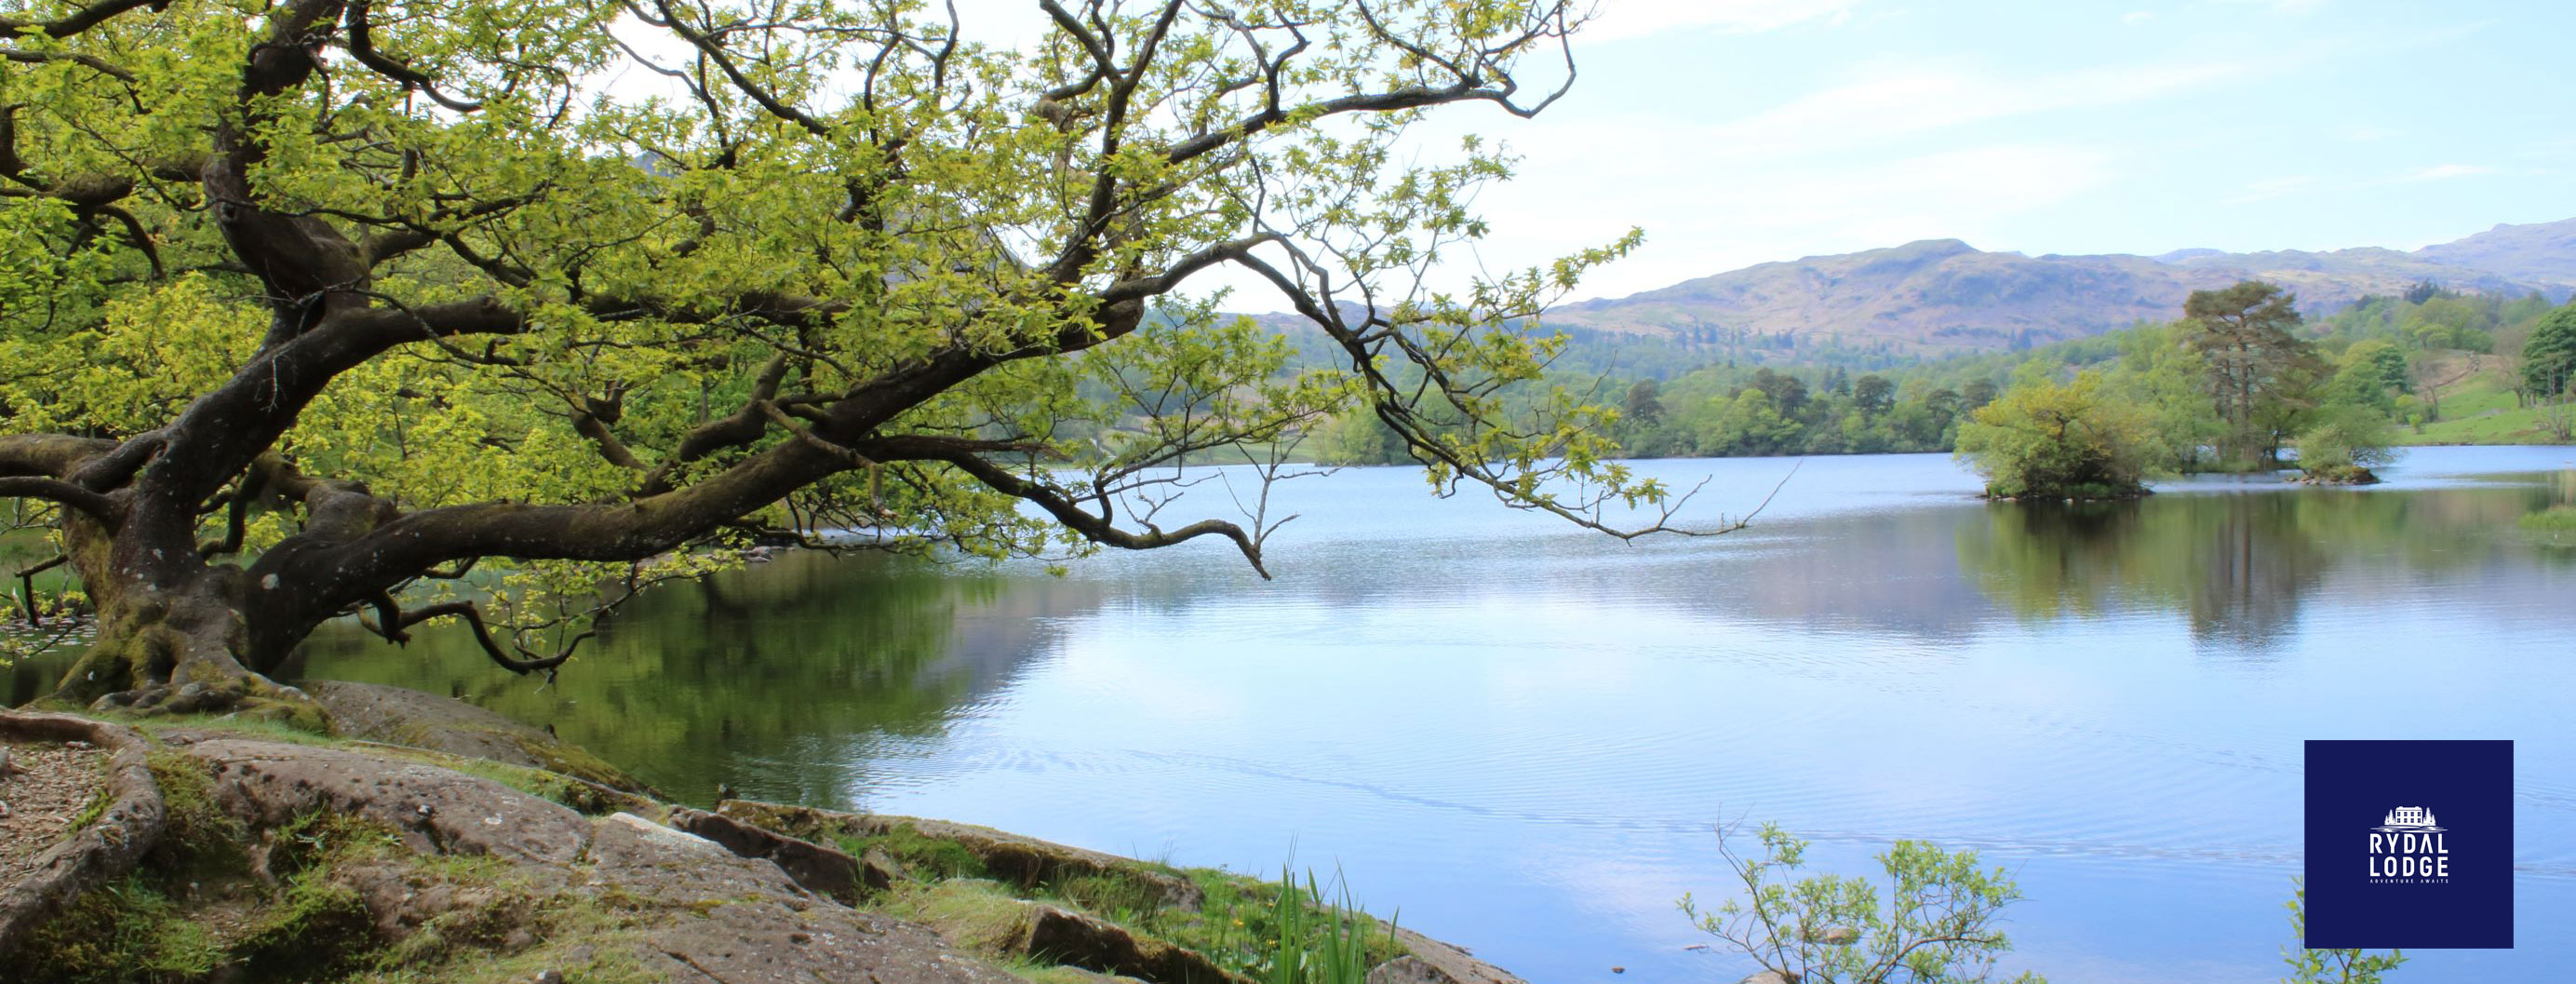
[93,448,2576,981]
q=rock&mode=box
[1017,903,1247,984]
[1382,929,1528,984]
[861,845,909,893]
[188,737,591,866]
[301,681,650,792]
[587,814,1024,984]
[1739,972,1799,984]
[1368,957,1448,984]
[718,802,1204,911]
[668,806,865,902]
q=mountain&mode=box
[2412,218,2576,285]
[1538,219,2576,357]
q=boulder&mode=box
[302,680,650,792]
[588,813,1025,984]
[669,805,865,902]
[718,801,1204,910]
[1017,903,1247,984]
[186,736,592,865]
[1381,928,1528,984]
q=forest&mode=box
[1311,279,2576,487]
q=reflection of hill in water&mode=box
[288,549,1105,806]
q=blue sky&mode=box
[1456,0,2576,300]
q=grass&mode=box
[2395,379,2576,446]
[1201,867,1396,984]
[833,821,994,882]
[825,808,1412,983]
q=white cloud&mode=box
[1581,0,1859,42]
[2122,11,2154,25]
[2397,163,2494,182]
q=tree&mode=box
[1960,379,2000,413]
[1678,822,2045,984]
[2101,321,2225,473]
[1697,389,1804,456]
[2183,281,2322,467]
[0,0,1711,719]
[1623,378,1665,425]
[1851,374,1896,417]
[2521,304,2576,439]
[1954,371,2163,499]
[1749,368,1810,419]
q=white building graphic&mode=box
[2380,806,2440,829]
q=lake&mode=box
[22,445,2574,982]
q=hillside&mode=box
[1536,219,2576,357]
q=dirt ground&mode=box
[0,739,108,891]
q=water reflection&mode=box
[288,548,1105,802]
[1952,479,2567,654]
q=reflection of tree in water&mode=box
[288,550,1102,805]
[1956,487,2554,655]
[2180,496,2327,654]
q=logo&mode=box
[2366,806,2448,882]
[2304,740,2513,949]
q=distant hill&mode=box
[1536,219,2576,357]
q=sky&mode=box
[636,1,2576,307]
[1435,0,2576,301]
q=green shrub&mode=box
[2282,878,2406,983]
[1680,822,2043,984]
[2296,404,2398,477]
[1955,371,2158,500]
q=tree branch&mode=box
[0,0,160,39]
[0,478,119,526]
[861,434,1272,578]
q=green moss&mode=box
[129,715,342,747]
[12,876,227,984]
[63,784,114,834]
[834,821,991,881]
[232,875,378,980]
[874,880,1034,952]
[145,750,249,878]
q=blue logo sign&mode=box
[2303,739,2514,949]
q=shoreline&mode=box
[0,687,1525,984]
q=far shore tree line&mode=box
[1308,279,2576,499]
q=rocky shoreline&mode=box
[0,684,1525,984]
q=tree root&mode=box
[90,678,328,731]
[0,712,167,960]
